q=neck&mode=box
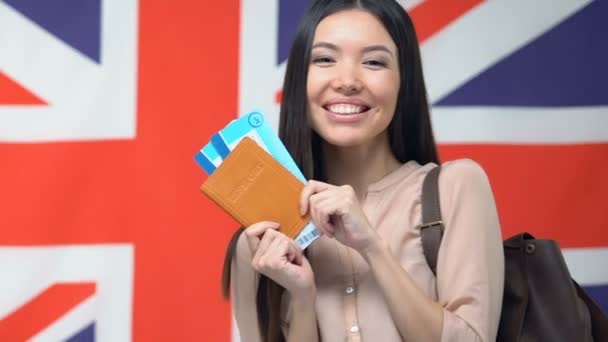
[321,133,401,200]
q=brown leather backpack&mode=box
[420,166,608,341]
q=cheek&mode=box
[306,68,324,101]
[368,74,400,104]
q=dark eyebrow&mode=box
[311,42,394,58]
[362,45,394,57]
[311,42,339,51]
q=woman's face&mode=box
[307,9,400,148]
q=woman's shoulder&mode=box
[374,158,491,198]
[435,158,494,201]
[439,158,490,184]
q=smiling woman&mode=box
[222,1,505,342]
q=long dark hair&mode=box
[221,0,439,341]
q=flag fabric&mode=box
[0,0,239,340]
[0,1,606,341]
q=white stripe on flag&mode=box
[432,106,608,143]
[396,0,426,11]
[563,247,608,286]
[422,0,593,103]
[30,295,97,342]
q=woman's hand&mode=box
[300,180,377,253]
[245,221,315,297]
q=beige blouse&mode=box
[231,159,505,341]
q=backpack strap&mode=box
[420,165,444,276]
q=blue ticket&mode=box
[194,141,222,175]
[210,111,306,183]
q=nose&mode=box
[331,63,362,95]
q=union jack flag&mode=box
[0,1,606,341]
[0,0,136,340]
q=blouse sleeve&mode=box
[231,232,263,342]
[435,159,505,342]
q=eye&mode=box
[364,59,387,68]
[311,56,335,65]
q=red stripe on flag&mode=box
[0,71,47,105]
[275,89,283,104]
[410,0,484,42]
[0,141,136,245]
[439,143,608,248]
[0,282,96,341]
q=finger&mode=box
[246,222,279,259]
[318,197,342,236]
[288,240,304,265]
[310,192,332,235]
[267,238,290,260]
[308,196,328,237]
[245,221,280,239]
[281,237,302,264]
[316,206,335,238]
[257,237,287,271]
[253,229,278,265]
[310,193,336,237]
[300,180,333,216]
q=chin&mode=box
[317,131,368,148]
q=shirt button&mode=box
[350,325,360,334]
[345,286,354,294]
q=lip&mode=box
[323,97,371,108]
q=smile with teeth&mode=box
[325,104,370,115]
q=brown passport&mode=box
[200,137,310,239]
